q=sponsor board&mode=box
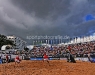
[89,57,95,62]
[30,58,43,60]
[49,57,60,60]
[30,57,89,61]
[0,59,2,64]
[60,58,67,60]
[75,58,89,61]
[30,57,60,60]
[60,57,89,61]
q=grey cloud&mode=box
[11,0,71,19]
[0,0,95,44]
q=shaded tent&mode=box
[27,45,34,50]
[1,45,12,50]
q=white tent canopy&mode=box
[58,34,95,46]
[1,45,12,50]
[68,35,95,45]
[27,45,34,50]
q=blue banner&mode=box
[30,58,43,60]
[89,55,95,62]
[30,57,60,60]
[0,59,2,64]
[90,57,95,62]
[49,57,60,60]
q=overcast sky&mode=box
[0,0,95,44]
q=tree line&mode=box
[0,34,15,50]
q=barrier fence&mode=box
[29,57,89,61]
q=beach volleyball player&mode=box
[15,55,21,64]
[43,53,49,64]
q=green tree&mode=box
[0,34,15,49]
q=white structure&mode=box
[41,43,51,47]
[27,45,34,50]
[7,35,26,50]
[58,34,95,46]
[1,45,12,50]
[67,35,95,45]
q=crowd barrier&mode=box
[49,57,60,60]
[30,57,43,60]
[30,57,90,62]
[89,55,95,62]
[30,57,60,60]
[75,58,89,61]
[0,59,2,64]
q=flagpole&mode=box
[46,40,47,45]
[33,40,34,45]
[59,39,60,44]
[56,39,57,45]
[51,40,52,45]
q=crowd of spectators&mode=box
[0,41,95,59]
[27,41,95,58]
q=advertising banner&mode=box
[30,57,43,60]
[49,57,60,60]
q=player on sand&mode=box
[5,54,9,64]
[43,53,50,64]
[15,55,21,64]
